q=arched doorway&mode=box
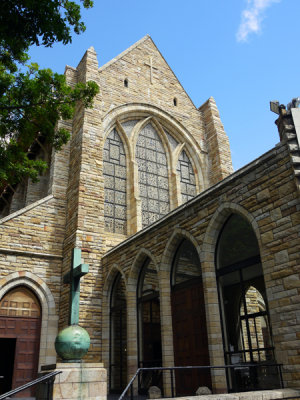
[137,258,162,393]
[109,273,127,393]
[0,286,41,397]
[171,239,211,396]
[216,214,278,392]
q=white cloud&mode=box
[236,0,280,42]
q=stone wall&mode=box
[53,36,233,362]
[101,140,300,391]
[0,195,66,367]
[0,35,238,379]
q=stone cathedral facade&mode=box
[0,36,300,397]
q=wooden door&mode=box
[171,280,211,396]
[0,317,41,397]
[0,287,41,397]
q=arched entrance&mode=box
[171,239,211,396]
[216,213,278,392]
[109,273,127,393]
[137,258,162,393]
[0,286,41,397]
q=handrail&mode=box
[118,363,283,400]
[0,370,62,400]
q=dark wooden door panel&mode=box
[0,316,40,397]
[171,281,212,396]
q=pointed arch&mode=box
[168,233,212,394]
[103,123,131,163]
[131,116,172,166]
[0,271,58,368]
[103,127,128,234]
[173,143,185,170]
[102,264,128,388]
[212,204,278,391]
[202,202,261,263]
[128,248,159,288]
[103,264,128,298]
[102,103,207,191]
[134,120,171,227]
[160,228,201,274]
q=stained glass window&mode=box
[165,130,178,150]
[136,124,170,228]
[121,120,140,137]
[103,129,127,234]
[177,150,196,203]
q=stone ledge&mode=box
[0,247,63,259]
[0,194,54,224]
[163,388,300,400]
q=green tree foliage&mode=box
[0,0,99,192]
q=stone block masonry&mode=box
[102,140,300,391]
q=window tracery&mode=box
[103,129,127,234]
[136,123,170,228]
[121,120,140,137]
[177,150,196,203]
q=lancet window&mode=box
[136,124,170,228]
[216,213,278,392]
[177,150,196,203]
[103,129,127,234]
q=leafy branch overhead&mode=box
[0,0,99,194]
[0,0,93,66]
[0,64,98,186]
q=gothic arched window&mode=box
[136,124,170,228]
[177,150,196,203]
[216,214,278,392]
[103,129,127,234]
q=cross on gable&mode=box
[144,57,158,84]
[63,248,89,325]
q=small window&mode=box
[124,78,128,88]
[173,97,177,106]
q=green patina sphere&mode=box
[55,325,90,361]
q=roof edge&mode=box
[98,35,151,72]
[98,35,198,111]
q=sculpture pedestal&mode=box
[38,363,107,400]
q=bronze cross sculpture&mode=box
[63,248,89,325]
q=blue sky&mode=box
[29,0,299,170]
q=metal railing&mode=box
[0,370,62,400]
[118,363,284,400]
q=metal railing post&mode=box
[170,368,174,398]
[279,364,284,389]
[0,370,61,400]
[116,363,284,400]
[130,382,133,400]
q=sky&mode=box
[29,0,300,171]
